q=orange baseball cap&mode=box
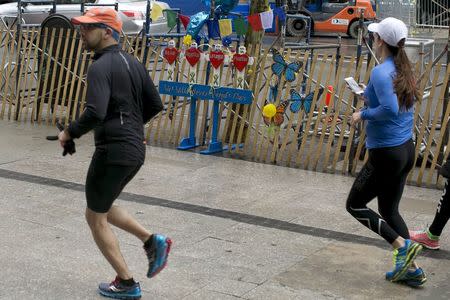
[71,7,123,33]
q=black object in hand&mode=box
[440,159,450,178]
[62,139,76,156]
[45,122,76,156]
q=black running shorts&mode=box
[85,148,141,213]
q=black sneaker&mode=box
[98,276,141,300]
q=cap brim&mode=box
[367,23,379,33]
[71,15,101,25]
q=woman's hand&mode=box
[350,111,363,127]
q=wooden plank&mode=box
[58,30,77,123]
[44,29,64,125]
[72,51,90,121]
[0,29,11,119]
[310,54,338,171]
[234,45,261,154]
[64,31,84,124]
[294,53,320,167]
[33,28,50,123]
[147,45,167,142]
[15,29,34,122]
[38,29,58,123]
[7,30,22,120]
[419,65,450,185]
[330,56,357,171]
[51,29,71,125]
[321,57,346,171]
[285,52,312,166]
[23,28,41,123]
[242,47,270,157]
[257,49,290,163]
[158,56,186,143]
[270,49,303,163]
[407,60,435,182]
[304,54,335,169]
[340,57,365,174]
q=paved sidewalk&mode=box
[0,120,449,300]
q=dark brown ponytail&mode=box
[386,38,419,109]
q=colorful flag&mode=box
[151,3,163,21]
[179,14,191,30]
[260,10,274,30]
[219,19,233,37]
[234,17,248,36]
[207,20,220,39]
[273,7,286,24]
[165,10,177,29]
[247,13,263,31]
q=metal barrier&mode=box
[416,0,449,29]
[376,0,416,27]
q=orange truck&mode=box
[284,0,377,38]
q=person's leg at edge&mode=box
[86,208,133,280]
[411,179,450,249]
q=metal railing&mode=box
[416,0,449,29]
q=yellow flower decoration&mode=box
[183,35,192,46]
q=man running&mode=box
[58,8,171,299]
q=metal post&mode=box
[349,9,365,173]
[142,0,152,64]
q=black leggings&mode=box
[429,179,450,236]
[346,139,415,244]
[85,149,142,213]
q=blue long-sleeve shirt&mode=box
[360,56,414,149]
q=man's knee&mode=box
[85,207,108,230]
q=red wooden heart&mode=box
[233,53,250,71]
[209,50,225,69]
[185,48,202,67]
[163,47,179,65]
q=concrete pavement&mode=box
[0,120,449,300]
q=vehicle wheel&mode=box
[348,21,368,39]
[286,17,309,37]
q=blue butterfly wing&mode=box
[271,49,287,78]
[284,61,302,82]
[289,90,303,113]
[271,62,286,77]
[303,92,315,114]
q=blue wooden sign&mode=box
[159,81,253,105]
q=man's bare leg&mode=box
[86,208,132,280]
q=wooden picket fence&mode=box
[0,26,449,189]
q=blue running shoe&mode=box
[98,277,141,300]
[144,234,172,278]
[390,239,423,282]
[386,267,427,287]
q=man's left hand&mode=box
[58,130,71,148]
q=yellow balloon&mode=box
[263,104,277,118]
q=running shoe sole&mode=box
[147,238,172,278]
[391,243,423,282]
[98,290,142,300]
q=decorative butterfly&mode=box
[270,49,303,82]
[289,87,324,114]
[264,101,289,127]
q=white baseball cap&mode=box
[368,17,408,47]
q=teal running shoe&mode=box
[98,277,141,299]
[386,267,427,287]
[144,234,172,278]
[389,239,423,282]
